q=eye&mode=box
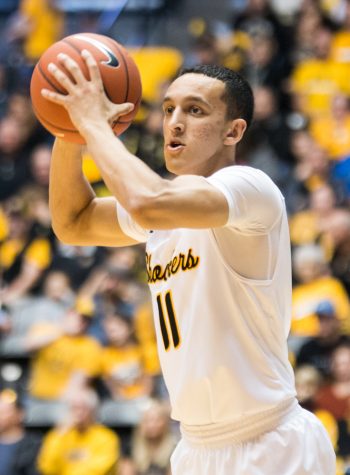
[189,105,202,115]
[164,105,174,115]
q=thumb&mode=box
[112,102,135,119]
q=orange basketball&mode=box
[30,33,142,144]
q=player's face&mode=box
[162,73,235,176]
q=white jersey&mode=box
[117,165,296,426]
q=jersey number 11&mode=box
[156,291,181,351]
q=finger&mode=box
[81,50,103,85]
[41,88,67,106]
[47,62,75,94]
[57,53,86,85]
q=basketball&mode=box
[30,33,142,144]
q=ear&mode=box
[223,118,247,146]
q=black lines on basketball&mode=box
[107,38,129,103]
[38,63,66,95]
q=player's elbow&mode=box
[51,220,82,246]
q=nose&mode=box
[167,108,185,134]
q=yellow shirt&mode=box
[310,114,350,160]
[0,207,8,241]
[101,343,159,399]
[291,59,350,117]
[20,0,64,61]
[0,237,51,270]
[38,424,119,475]
[28,323,101,399]
[289,210,334,260]
[292,276,350,337]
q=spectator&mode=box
[37,386,120,475]
[7,0,64,65]
[291,244,350,337]
[101,305,160,401]
[310,94,350,161]
[128,399,177,475]
[289,183,341,260]
[294,365,345,473]
[330,210,350,295]
[316,342,350,421]
[28,143,52,189]
[0,197,52,305]
[330,0,350,64]
[0,270,74,358]
[0,388,41,475]
[0,116,31,201]
[241,27,291,91]
[296,300,350,377]
[291,25,350,118]
[24,298,101,401]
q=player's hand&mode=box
[41,50,134,134]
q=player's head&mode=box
[162,65,254,176]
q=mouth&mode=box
[166,140,186,152]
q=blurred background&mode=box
[0,0,350,474]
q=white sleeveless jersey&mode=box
[117,165,296,425]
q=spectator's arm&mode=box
[1,261,42,305]
[24,324,62,353]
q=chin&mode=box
[164,157,183,175]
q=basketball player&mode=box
[43,51,336,474]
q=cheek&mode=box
[192,124,219,143]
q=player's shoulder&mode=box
[211,165,280,190]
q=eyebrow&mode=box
[162,95,211,108]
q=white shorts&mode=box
[170,405,336,475]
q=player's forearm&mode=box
[83,123,167,222]
[49,138,95,237]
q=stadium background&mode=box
[0,0,350,474]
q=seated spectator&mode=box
[0,270,74,357]
[101,305,160,401]
[330,209,350,296]
[0,197,52,305]
[6,0,64,65]
[316,342,350,421]
[289,184,339,259]
[330,0,350,64]
[27,143,52,189]
[80,247,145,345]
[49,241,106,291]
[294,365,346,474]
[296,300,350,377]
[128,399,178,475]
[291,25,350,119]
[24,298,101,401]
[37,386,119,475]
[0,116,32,201]
[291,244,350,337]
[0,388,41,475]
[310,94,350,161]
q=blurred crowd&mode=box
[0,0,350,474]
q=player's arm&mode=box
[49,138,141,246]
[83,129,230,230]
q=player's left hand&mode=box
[41,50,134,134]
